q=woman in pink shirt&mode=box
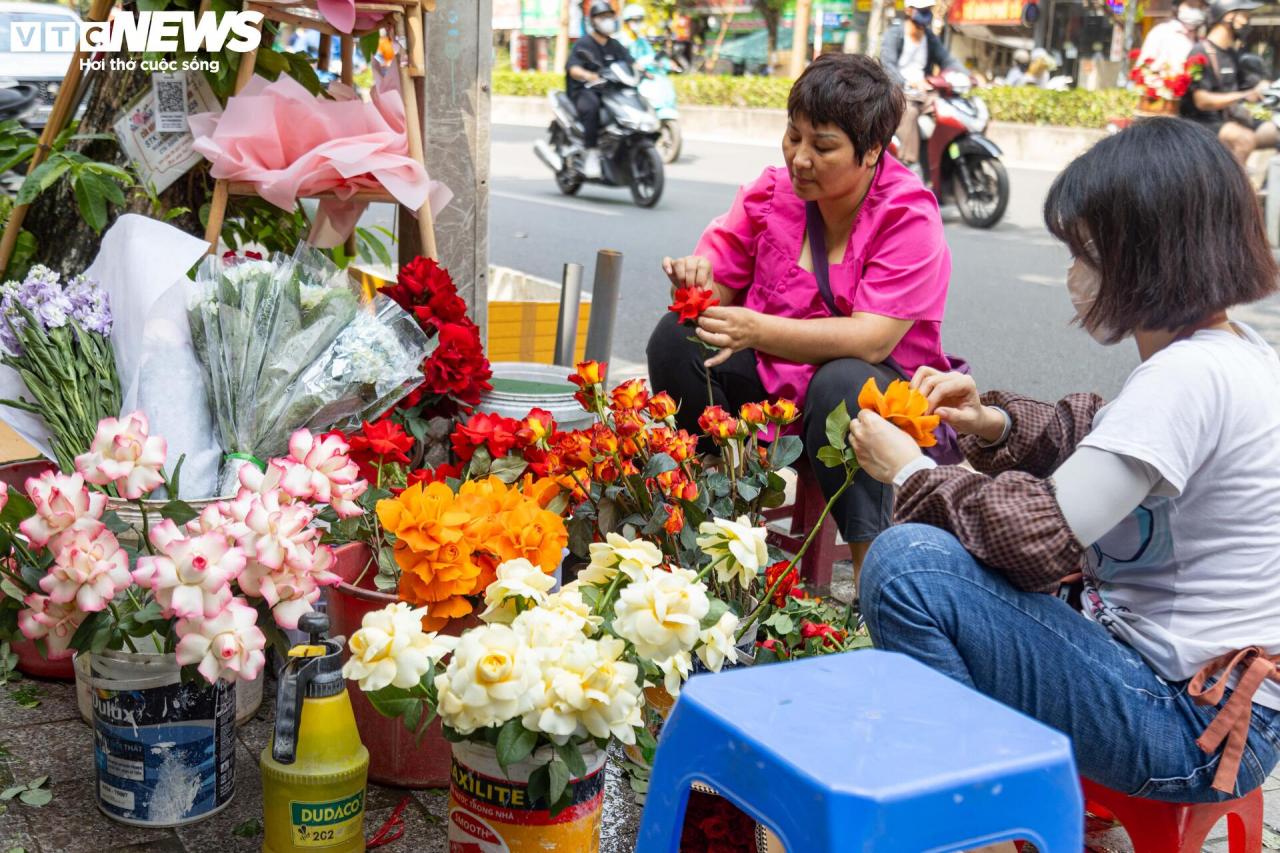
[647,53,954,570]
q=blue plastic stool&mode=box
[636,650,1083,852]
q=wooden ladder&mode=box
[203,0,439,259]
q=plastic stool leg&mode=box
[1227,790,1265,853]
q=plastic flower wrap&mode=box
[189,246,434,494]
[0,266,121,471]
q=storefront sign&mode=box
[494,0,521,30]
[949,0,1023,25]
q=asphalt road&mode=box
[489,123,1142,402]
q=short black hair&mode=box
[1044,117,1277,341]
[787,54,904,164]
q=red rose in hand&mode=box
[669,286,719,324]
[764,560,799,607]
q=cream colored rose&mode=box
[479,558,557,624]
[612,566,709,662]
[696,516,769,588]
[656,649,693,697]
[579,533,663,586]
[513,605,593,651]
[343,602,457,693]
[434,624,538,735]
[541,583,604,636]
[522,635,643,745]
[695,610,741,673]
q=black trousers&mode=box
[646,311,898,543]
[573,89,603,148]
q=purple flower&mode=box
[0,268,114,350]
[63,275,112,336]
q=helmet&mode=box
[588,0,615,17]
[1208,0,1260,26]
[622,3,645,21]
[1013,48,1030,64]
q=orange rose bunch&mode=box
[377,475,568,629]
[857,378,940,448]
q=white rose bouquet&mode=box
[346,535,743,814]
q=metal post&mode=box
[1266,156,1280,247]
[584,250,623,371]
[1122,0,1139,75]
[554,262,584,367]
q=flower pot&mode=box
[448,740,607,852]
[0,458,55,493]
[86,648,236,826]
[11,637,74,680]
[328,542,479,788]
[75,650,263,726]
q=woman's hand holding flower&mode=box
[662,255,713,291]
[848,409,924,483]
[696,306,761,368]
[910,367,1007,442]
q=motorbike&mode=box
[638,50,682,164]
[891,71,1009,229]
[533,61,665,208]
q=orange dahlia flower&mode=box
[857,378,941,448]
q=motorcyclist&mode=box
[1003,48,1031,85]
[1139,0,1207,68]
[879,0,965,169]
[619,4,656,69]
[1181,0,1276,165]
[566,0,635,179]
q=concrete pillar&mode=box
[404,0,492,331]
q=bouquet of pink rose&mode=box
[0,411,368,685]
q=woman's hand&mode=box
[696,306,760,368]
[910,366,1006,442]
[848,409,923,483]
[663,255,713,291]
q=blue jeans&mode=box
[860,523,1280,802]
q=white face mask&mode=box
[1066,255,1121,345]
[1177,6,1207,28]
[594,16,618,35]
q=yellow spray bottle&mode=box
[261,612,370,852]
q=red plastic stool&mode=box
[1080,777,1264,853]
[762,456,841,588]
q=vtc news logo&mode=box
[12,11,264,53]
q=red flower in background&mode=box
[698,405,739,442]
[648,392,678,421]
[346,419,413,482]
[402,462,462,492]
[516,408,556,447]
[800,621,846,648]
[451,412,520,462]
[669,286,719,324]
[383,257,493,419]
[764,560,799,607]
[664,504,685,534]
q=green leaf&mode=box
[15,160,71,205]
[495,719,538,773]
[555,742,587,778]
[158,500,198,526]
[0,787,21,801]
[735,480,760,502]
[526,763,550,807]
[546,757,570,805]
[401,700,423,735]
[365,687,421,721]
[771,435,804,469]
[764,612,793,635]
[0,491,33,529]
[816,445,845,469]
[17,788,49,807]
[824,401,852,453]
[488,455,528,485]
[72,173,109,233]
[232,818,262,838]
[700,598,728,630]
[641,453,677,479]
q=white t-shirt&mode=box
[1138,20,1197,71]
[1077,323,1280,711]
[898,33,928,84]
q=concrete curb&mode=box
[491,94,1107,172]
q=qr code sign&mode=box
[152,73,188,133]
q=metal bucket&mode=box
[475,362,597,433]
[89,649,236,827]
[75,651,263,726]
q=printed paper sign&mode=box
[113,71,220,194]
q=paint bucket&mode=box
[89,649,236,826]
[75,651,263,726]
[447,740,606,852]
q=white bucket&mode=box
[75,651,263,726]
[476,362,597,434]
[88,649,236,827]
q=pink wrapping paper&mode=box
[189,70,451,248]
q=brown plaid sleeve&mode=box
[960,391,1107,478]
[892,466,1087,592]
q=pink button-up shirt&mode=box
[694,158,952,408]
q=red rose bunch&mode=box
[383,257,493,419]
[450,411,521,463]
[346,419,414,483]
[763,560,800,607]
[800,620,847,648]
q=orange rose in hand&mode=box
[857,378,941,448]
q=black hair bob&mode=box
[1045,117,1277,342]
[787,54,905,164]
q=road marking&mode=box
[492,190,624,216]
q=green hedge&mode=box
[492,67,1136,129]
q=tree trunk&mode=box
[23,67,209,276]
[756,0,779,60]
[789,0,812,77]
[553,0,573,74]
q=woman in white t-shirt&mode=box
[850,117,1280,821]
[1139,0,1207,68]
